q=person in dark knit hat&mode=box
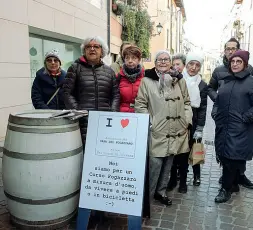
[207,38,253,188]
[31,49,66,109]
[212,50,253,203]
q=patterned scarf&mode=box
[122,64,142,83]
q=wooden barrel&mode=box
[3,110,83,230]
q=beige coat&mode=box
[135,68,193,157]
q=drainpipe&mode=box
[170,0,173,53]
[248,24,252,51]
[107,0,111,53]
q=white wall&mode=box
[0,0,108,140]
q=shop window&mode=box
[29,35,81,84]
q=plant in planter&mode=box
[121,5,152,58]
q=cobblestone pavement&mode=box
[1,99,253,230]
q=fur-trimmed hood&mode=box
[144,67,183,86]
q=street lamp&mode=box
[156,23,163,35]
[152,23,163,36]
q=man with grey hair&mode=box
[63,36,120,144]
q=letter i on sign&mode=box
[106,118,112,127]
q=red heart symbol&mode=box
[121,119,129,128]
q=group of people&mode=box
[31,35,253,206]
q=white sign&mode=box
[79,111,149,216]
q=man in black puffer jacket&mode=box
[208,38,253,189]
[63,36,120,145]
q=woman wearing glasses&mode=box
[63,36,120,145]
[212,50,253,203]
[31,49,66,110]
[135,50,192,205]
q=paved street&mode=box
[1,98,253,230]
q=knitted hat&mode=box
[186,52,204,66]
[44,49,61,64]
[229,50,250,67]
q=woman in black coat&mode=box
[213,50,253,203]
[167,53,207,193]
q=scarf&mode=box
[122,64,142,83]
[44,67,61,77]
[182,68,201,108]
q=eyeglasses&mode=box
[85,45,101,50]
[156,58,171,63]
[231,59,243,65]
[46,58,59,63]
[225,47,237,52]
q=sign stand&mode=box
[76,209,142,230]
[76,208,91,230]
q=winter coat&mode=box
[31,67,66,110]
[212,69,253,161]
[63,56,120,144]
[111,56,123,74]
[207,56,253,102]
[135,67,193,157]
[116,67,145,113]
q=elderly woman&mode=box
[117,45,145,112]
[213,50,253,203]
[63,36,120,144]
[172,53,186,73]
[135,50,192,205]
[168,53,207,193]
[31,49,66,109]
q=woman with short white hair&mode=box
[135,50,192,205]
[63,36,120,144]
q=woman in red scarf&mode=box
[116,45,145,112]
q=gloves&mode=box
[193,126,204,140]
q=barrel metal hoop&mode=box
[3,146,83,160]
[9,113,77,126]
[10,209,76,228]
[4,189,80,205]
[7,124,79,134]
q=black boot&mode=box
[167,165,178,191]
[154,193,172,206]
[239,175,253,189]
[178,184,187,193]
[178,170,188,193]
[231,184,240,193]
[193,175,201,186]
[215,188,231,203]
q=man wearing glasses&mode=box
[208,38,253,189]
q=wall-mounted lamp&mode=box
[152,23,163,36]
